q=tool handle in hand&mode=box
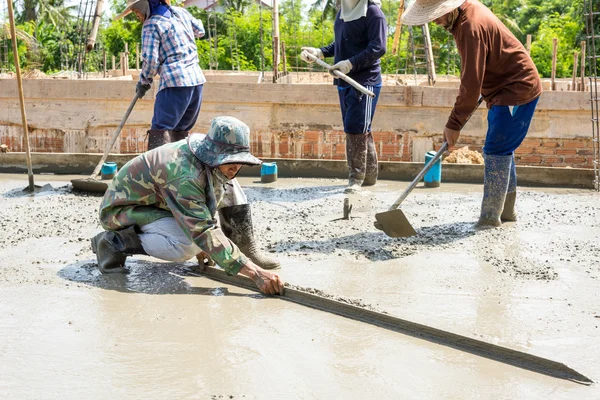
[388,142,448,211]
[90,94,140,178]
[304,52,375,98]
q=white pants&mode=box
[139,178,247,262]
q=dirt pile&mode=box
[444,146,484,164]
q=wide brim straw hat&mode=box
[401,0,467,26]
[115,0,147,20]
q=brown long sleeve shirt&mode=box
[446,0,542,131]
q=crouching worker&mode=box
[91,116,284,295]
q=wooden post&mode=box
[6,0,34,191]
[281,41,287,75]
[422,23,436,86]
[272,0,280,78]
[572,51,579,91]
[526,34,531,54]
[112,55,116,70]
[551,38,558,91]
[136,43,140,70]
[120,52,126,76]
[124,42,129,73]
[392,0,405,55]
[103,49,107,78]
[581,41,586,91]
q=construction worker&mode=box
[116,0,206,150]
[300,0,387,193]
[402,0,542,227]
[91,116,284,295]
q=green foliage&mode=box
[2,0,588,80]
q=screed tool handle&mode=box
[304,52,376,98]
[90,93,140,178]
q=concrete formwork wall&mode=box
[0,79,593,168]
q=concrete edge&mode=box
[196,266,593,385]
[0,152,595,189]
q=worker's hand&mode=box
[443,126,461,147]
[252,267,285,295]
[300,47,324,63]
[195,250,215,270]
[329,59,353,76]
[136,81,151,98]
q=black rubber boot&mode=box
[218,204,280,270]
[90,226,147,274]
[363,132,378,186]
[345,133,368,193]
[147,129,170,151]
[169,130,189,142]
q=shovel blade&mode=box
[375,209,417,238]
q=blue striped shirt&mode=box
[140,6,206,93]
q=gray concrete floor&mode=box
[0,174,598,399]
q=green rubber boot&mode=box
[477,154,512,228]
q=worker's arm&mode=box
[184,8,205,38]
[321,41,335,58]
[139,23,161,85]
[160,178,284,294]
[348,7,387,71]
[446,31,487,131]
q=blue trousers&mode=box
[338,84,382,134]
[483,97,539,156]
[151,85,203,131]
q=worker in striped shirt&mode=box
[116,0,206,150]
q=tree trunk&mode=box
[24,0,37,22]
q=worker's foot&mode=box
[501,191,518,222]
[90,226,147,274]
[475,217,502,230]
[477,154,512,230]
[91,231,128,274]
[219,204,281,270]
[344,179,362,193]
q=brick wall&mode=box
[1,127,595,168]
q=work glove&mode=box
[136,81,151,98]
[329,59,353,76]
[300,47,324,63]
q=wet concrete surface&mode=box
[0,173,599,399]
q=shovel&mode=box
[71,93,140,193]
[375,97,484,237]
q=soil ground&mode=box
[0,174,598,399]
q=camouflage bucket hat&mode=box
[188,116,262,168]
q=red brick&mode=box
[563,139,590,148]
[334,143,346,155]
[577,149,595,156]
[278,141,289,155]
[304,131,321,143]
[302,143,313,155]
[540,156,563,164]
[540,140,560,148]
[556,148,577,155]
[533,147,557,155]
[563,156,588,165]
[320,143,333,156]
[518,155,542,163]
[521,139,541,147]
[382,144,397,155]
[515,146,536,155]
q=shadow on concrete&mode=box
[273,222,477,261]
[58,259,260,298]
[1,183,65,198]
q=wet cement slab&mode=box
[0,173,598,399]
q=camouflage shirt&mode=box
[99,141,249,275]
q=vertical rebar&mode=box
[585,0,600,190]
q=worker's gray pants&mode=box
[138,179,246,262]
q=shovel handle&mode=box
[90,93,140,178]
[386,96,485,212]
[304,52,375,98]
[387,142,448,211]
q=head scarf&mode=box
[340,0,381,22]
[149,0,171,18]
